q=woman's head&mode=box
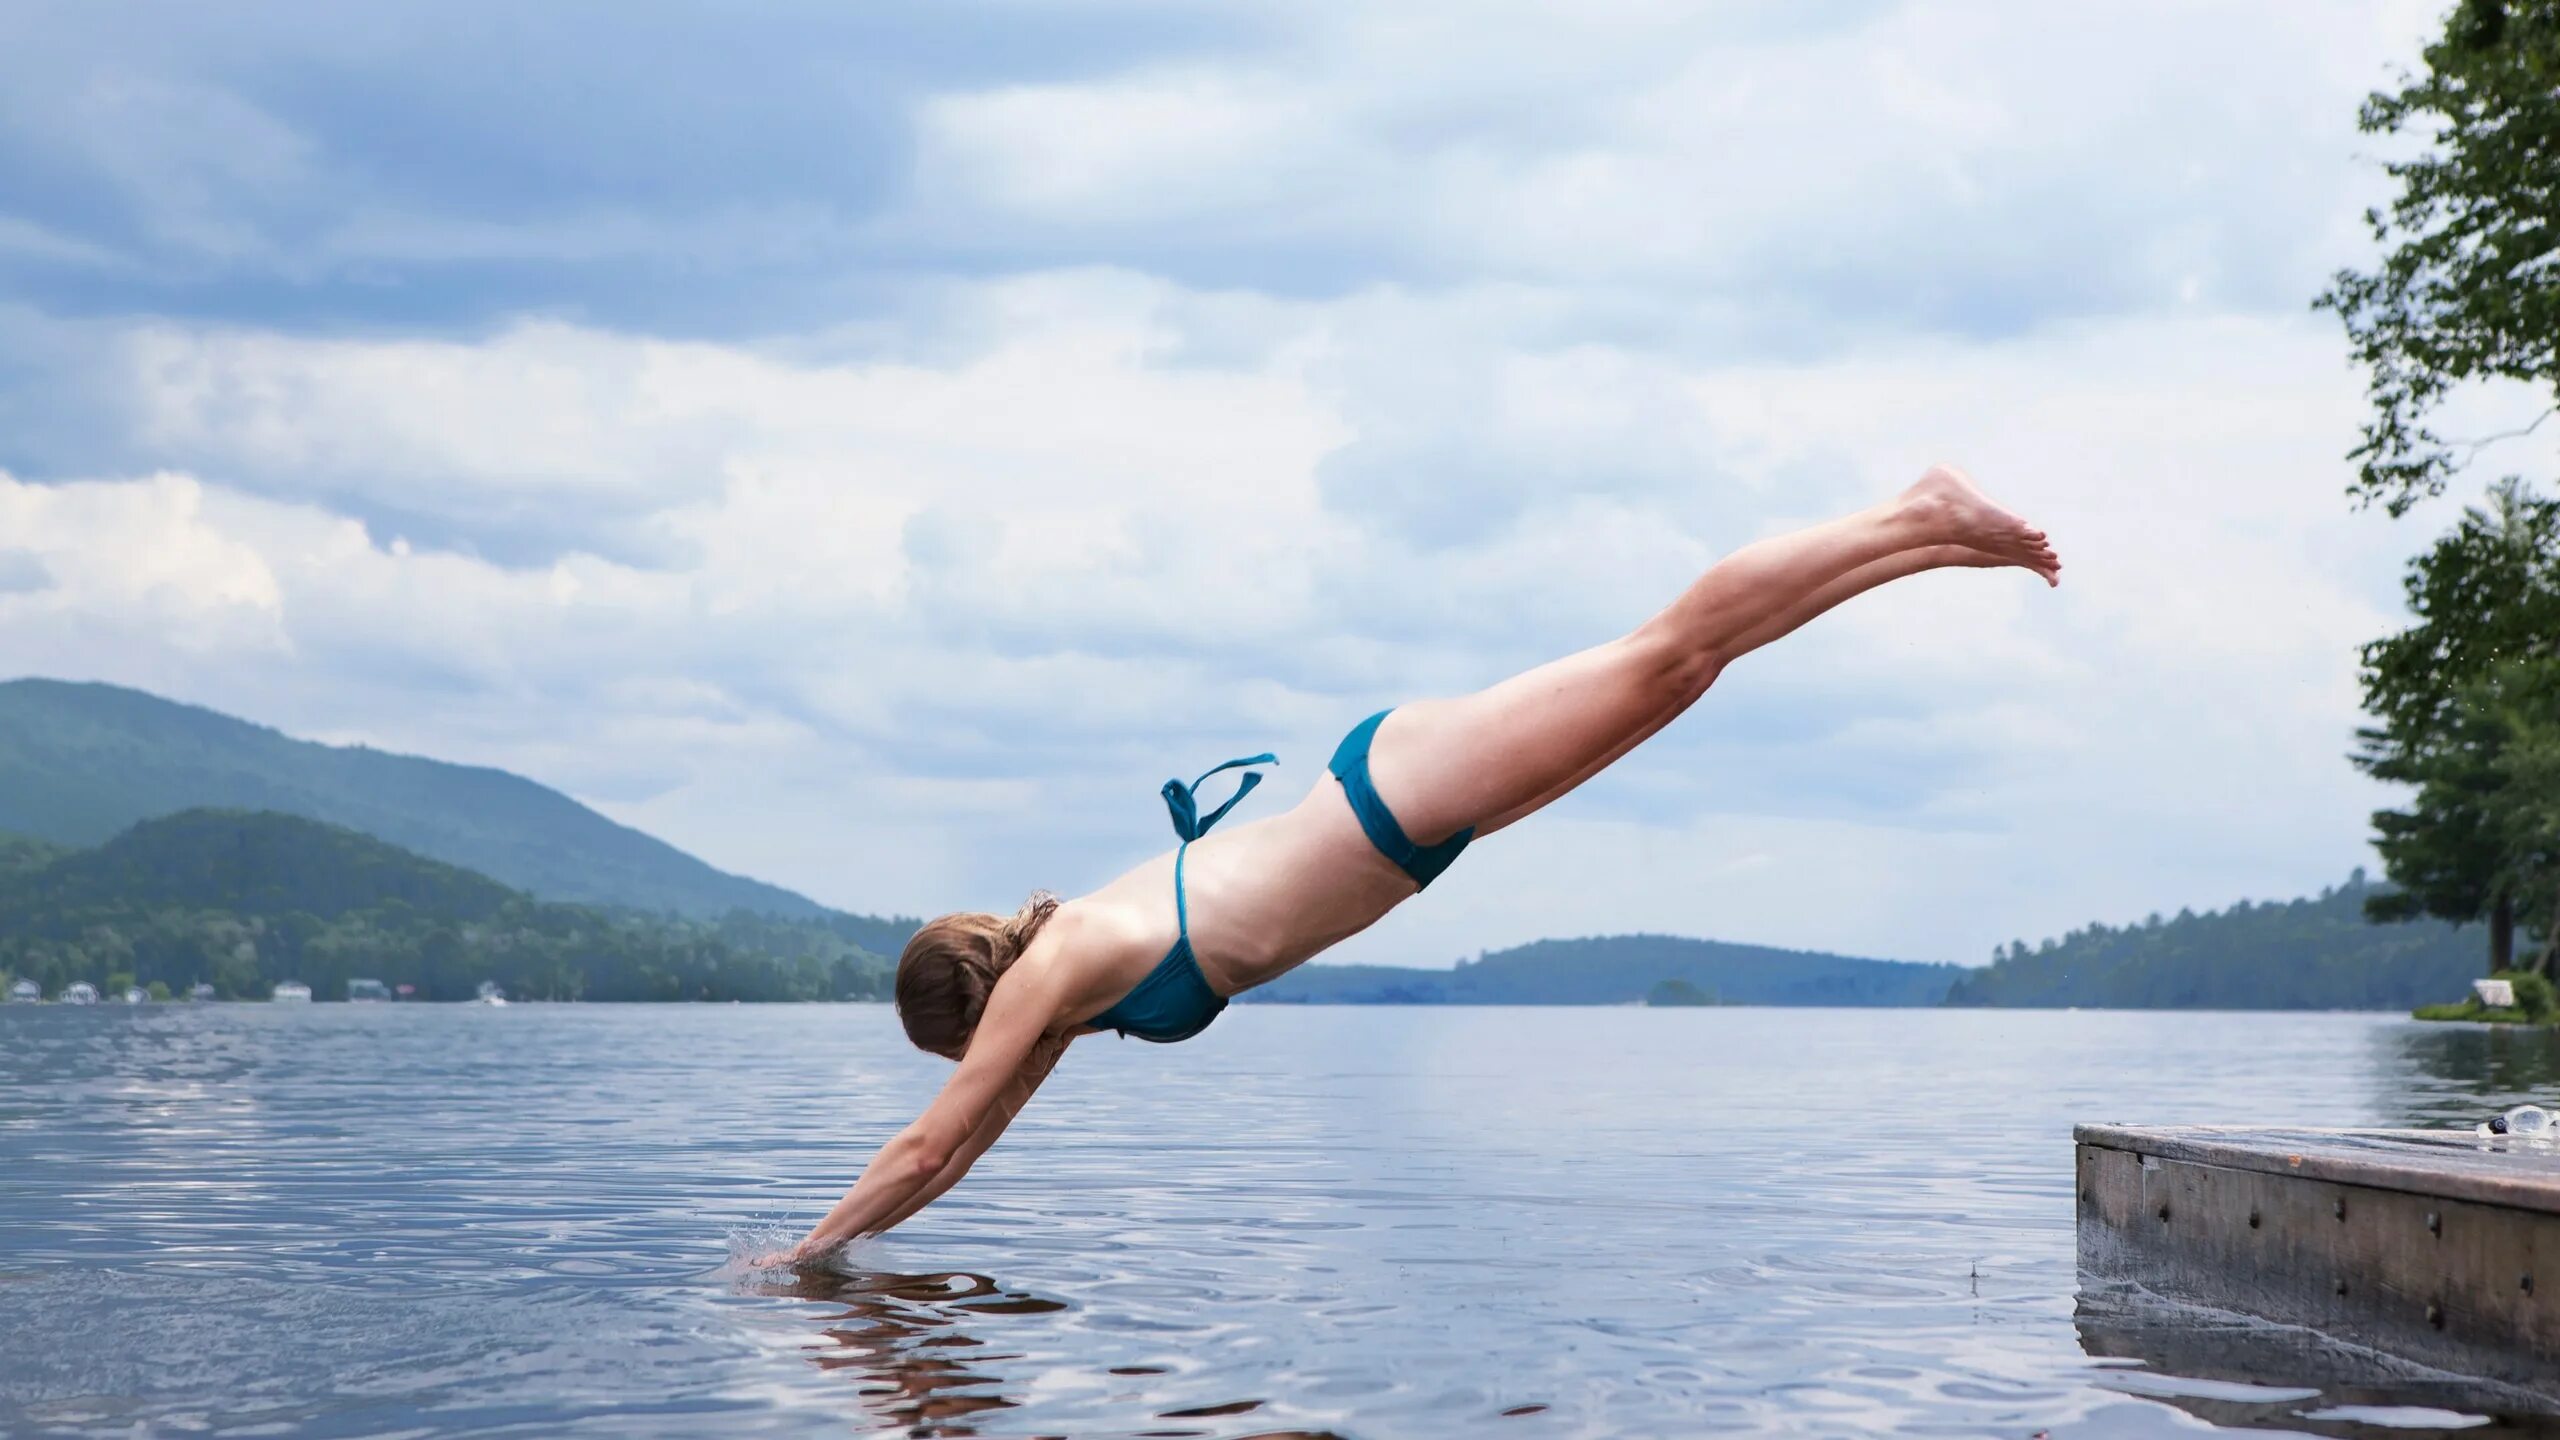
[895,892,1059,1059]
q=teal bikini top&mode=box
[1086,752,1274,1044]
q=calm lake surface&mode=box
[5,1004,2558,1438]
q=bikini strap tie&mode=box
[1161,752,1277,841]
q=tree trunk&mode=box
[2539,892,2560,979]
[2489,892,2516,974]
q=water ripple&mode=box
[2,1004,2550,1436]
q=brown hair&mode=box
[895,891,1059,1059]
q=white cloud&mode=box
[0,0,2472,965]
[0,281,2427,962]
[911,1,2442,327]
[125,323,746,540]
[0,472,286,653]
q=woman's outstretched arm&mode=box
[868,1032,1068,1236]
[780,964,1063,1261]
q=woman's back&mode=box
[1059,775,1422,1022]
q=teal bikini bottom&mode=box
[1326,709,1473,890]
[1087,711,1472,1044]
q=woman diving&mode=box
[772,465,2059,1262]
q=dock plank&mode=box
[2077,1124,2560,1215]
[2076,1124,2560,1399]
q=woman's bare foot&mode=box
[1902,466,2060,586]
[1917,540,2062,587]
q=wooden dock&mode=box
[2076,1123,2560,1397]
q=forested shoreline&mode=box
[0,810,2496,1012]
[1945,872,2477,1009]
[0,810,896,1003]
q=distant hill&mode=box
[18,806,519,920]
[1245,933,1964,1008]
[1943,871,2479,1009]
[0,810,894,1002]
[0,678,895,923]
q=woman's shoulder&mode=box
[1016,897,1157,1018]
[1042,894,1156,958]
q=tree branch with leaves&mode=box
[2356,483,2560,971]
[2317,0,2560,515]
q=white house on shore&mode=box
[61,981,98,1005]
[271,981,312,1003]
[7,978,37,1003]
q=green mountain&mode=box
[1943,871,2479,1009]
[1246,933,1964,1007]
[0,678,866,921]
[17,806,518,919]
[0,809,893,1003]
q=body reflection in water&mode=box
[746,1265,1344,1440]
[2374,1022,2560,1128]
[753,1267,1048,1435]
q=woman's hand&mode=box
[748,1238,822,1269]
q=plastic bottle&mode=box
[2476,1104,2553,1139]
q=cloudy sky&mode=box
[0,0,2524,966]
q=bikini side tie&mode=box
[1161,752,1278,842]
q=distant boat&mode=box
[346,978,392,1003]
[475,980,508,1007]
[122,987,147,1005]
[271,981,313,1003]
[187,982,217,1002]
[7,978,38,1004]
[61,981,99,1005]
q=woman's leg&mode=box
[1363,466,2057,844]
[1464,541,2033,833]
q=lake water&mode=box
[4,1004,2557,1439]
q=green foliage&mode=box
[0,830,66,876]
[1250,935,1963,1007]
[0,810,895,1004]
[2415,969,2558,1022]
[2496,691,2560,969]
[1943,872,2481,1009]
[0,678,921,924]
[2317,0,2560,515]
[2415,999,2524,1021]
[2355,483,2560,970]
[29,805,521,920]
[1645,978,1718,1007]
[2506,968,2557,1018]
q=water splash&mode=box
[722,1223,801,1274]
[721,1222,876,1280]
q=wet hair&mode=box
[895,892,1059,1059]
